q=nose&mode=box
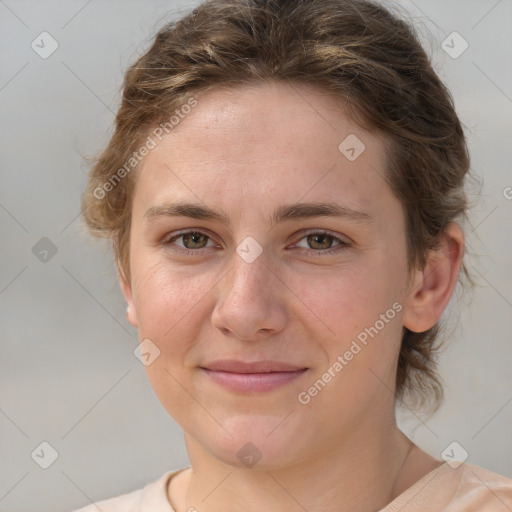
[211,249,287,341]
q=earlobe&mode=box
[118,261,139,328]
[402,224,464,333]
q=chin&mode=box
[199,413,310,471]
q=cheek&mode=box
[295,270,405,415]
[131,252,405,354]
[131,259,216,359]
[301,263,405,387]
[303,266,397,339]
[130,261,217,421]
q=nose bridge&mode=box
[212,243,286,338]
[227,245,271,299]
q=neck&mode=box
[170,418,435,512]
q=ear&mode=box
[402,223,464,333]
[118,260,139,328]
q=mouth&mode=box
[199,360,309,393]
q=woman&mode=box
[75,0,512,510]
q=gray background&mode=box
[0,1,511,511]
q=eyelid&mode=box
[293,228,351,245]
[164,229,219,248]
[290,229,351,254]
[163,228,351,255]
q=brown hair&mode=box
[82,0,471,411]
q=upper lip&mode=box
[201,360,307,373]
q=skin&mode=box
[120,82,464,512]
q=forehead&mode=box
[133,81,394,220]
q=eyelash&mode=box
[162,229,351,257]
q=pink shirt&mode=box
[72,462,512,511]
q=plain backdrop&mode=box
[1,1,511,511]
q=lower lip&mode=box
[201,368,308,392]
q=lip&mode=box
[200,360,308,393]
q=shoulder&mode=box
[449,463,512,510]
[70,469,186,512]
[71,486,143,512]
[384,462,512,512]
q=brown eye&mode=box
[294,231,350,255]
[165,231,215,253]
[181,232,209,249]
[306,233,337,250]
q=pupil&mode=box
[309,234,331,249]
[185,232,205,248]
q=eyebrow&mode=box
[144,201,373,228]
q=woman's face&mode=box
[122,82,414,469]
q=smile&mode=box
[200,360,309,392]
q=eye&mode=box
[163,230,217,254]
[293,230,350,254]
[162,229,350,256]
